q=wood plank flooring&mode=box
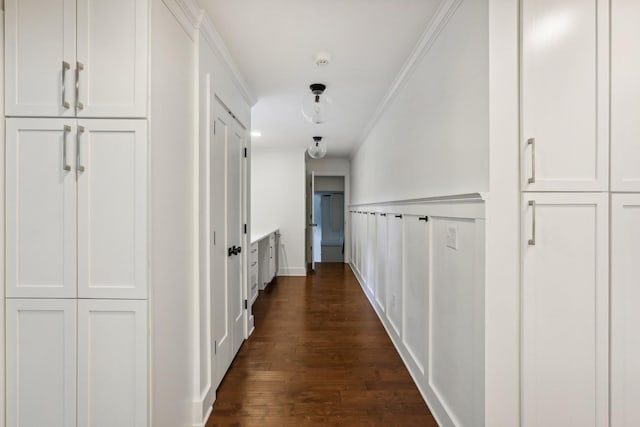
[206,262,438,426]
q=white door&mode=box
[228,118,246,357]
[77,300,148,427]
[611,194,640,426]
[521,0,609,191]
[5,0,76,117]
[522,193,608,427]
[211,105,231,388]
[611,0,640,191]
[76,0,148,117]
[306,171,316,271]
[6,299,77,427]
[77,120,147,299]
[6,119,77,298]
[403,215,429,376]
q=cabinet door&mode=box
[386,214,403,338]
[522,193,608,427]
[77,120,147,299]
[6,299,77,427]
[5,0,76,116]
[611,1,640,191]
[375,214,387,312]
[6,119,77,298]
[78,300,148,427]
[76,0,148,117]
[521,0,609,191]
[611,194,640,426]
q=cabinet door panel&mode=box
[78,300,148,427]
[611,1,640,191]
[6,299,77,427]
[77,120,147,299]
[375,214,387,312]
[611,194,640,426]
[5,0,76,116]
[6,119,77,298]
[521,0,608,191]
[76,0,148,117]
[522,193,608,427]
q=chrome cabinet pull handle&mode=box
[62,62,71,109]
[527,138,536,184]
[63,125,71,171]
[528,200,536,246]
[77,125,86,173]
[76,62,84,110]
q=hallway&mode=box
[207,263,438,426]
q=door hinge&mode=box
[214,340,217,355]
[213,231,216,245]
[244,224,247,234]
[244,299,248,310]
[213,121,216,135]
[244,148,247,158]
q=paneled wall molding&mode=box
[197,12,257,108]
[349,197,485,426]
[350,193,485,220]
[350,0,464,157]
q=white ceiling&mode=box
[200,0,444,157]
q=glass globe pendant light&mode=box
[307,136,327,159]
[302,83,331,124]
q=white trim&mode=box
[161,0,199,40]
[197,12,257,107]
[277,267,307,277]
[350,0,464,158]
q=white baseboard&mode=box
[276,267,307,276]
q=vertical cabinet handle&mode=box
[77,125,86,173]
[63,125,72,171]
[528,200,536,246]
[62,62,71,109]
[76,62,84,110]
[527,138,536,184]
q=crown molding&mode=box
[197,11,258,107]
[349,0,464,158]
[161,0,200,40]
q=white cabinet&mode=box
[77,300,148,427]
[6,118,148,299]
[374,213,387,312]
[268,233,277,279]
[521,193,608,427]
[5,0,148,118]
[6,299,77,427]
[249,242,258,304]
[611,194,640,426]
[611,0,640,191]
[521,0,609,191]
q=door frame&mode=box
[307,171,350,266]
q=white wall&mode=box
[149,2,196,426]
[315,176,344,192]
[350,0,489,204]
[251,148,306,276]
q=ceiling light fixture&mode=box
[251,131,262,137]
[307,136,327,159]
[302,83,331,124]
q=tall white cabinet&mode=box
[4,1,149,426]
[521,0,640,426]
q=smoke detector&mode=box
[314,52,332,67]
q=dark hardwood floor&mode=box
[206,262,438,426]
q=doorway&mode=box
[313,177,345,263]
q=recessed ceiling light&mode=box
[251,131,262,137]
